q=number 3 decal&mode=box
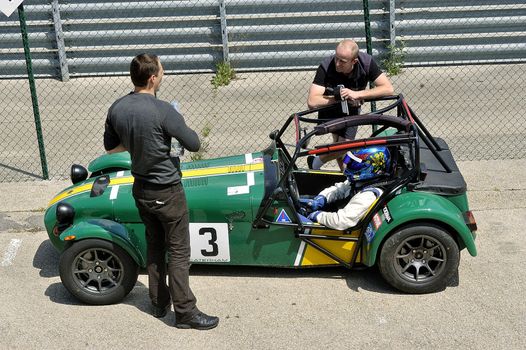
[199,227,218,256]
[189,223,230,262]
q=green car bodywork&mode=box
[44,95,477,303]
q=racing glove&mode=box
[297,213,313,224]
[307,210,322,222]
[299,195,327,211]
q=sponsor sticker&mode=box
[365,223,376,243]
[383,205,392,223]
[227,186,249,196]
[372,213,382,230]
[276,209,292,223]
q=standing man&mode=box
[104,53,219,330]
[307,39,394,170]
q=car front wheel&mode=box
[59,239,138,304]
[378,223,459,294]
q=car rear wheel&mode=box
[378,223,459,294]
[59,239,138,304]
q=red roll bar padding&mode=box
[314,114,411,136]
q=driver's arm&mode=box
[307,83,335,109]
[316,189,380,230]
[319,180,353,204]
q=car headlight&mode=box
[71,164,88,184]
[54,202,75,235]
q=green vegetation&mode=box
[30,207,46,212]
[382,41,406,76]
[190,123,212,161]
[211,62,236,89]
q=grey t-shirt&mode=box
[104,92,200,184]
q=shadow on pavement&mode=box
[34,240,458,322]
[43,280,174,325]
[190,264,398,294]
[344,266,399,294]
[344,265,460,294]
[33,239,60,278]
[190,264,459,295]
[33,239,165,322]
[0,162,43,181]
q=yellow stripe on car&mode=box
[184,163,263,178]
[48,162,264,207]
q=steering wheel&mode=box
[287,172,301,211]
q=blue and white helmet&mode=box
[342,146,391,183]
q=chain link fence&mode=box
[1,0,525,182]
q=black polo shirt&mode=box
[313,51,383,119]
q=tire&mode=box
[378,223,459,294]
[59,239,139,305]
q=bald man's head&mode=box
[334,39,359,74]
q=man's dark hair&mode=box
[130,53,160,87]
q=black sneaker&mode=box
[307,155,315,169]
[175,311,219,330]
[151,303,170,318]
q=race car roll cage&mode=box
[254,94,454,269]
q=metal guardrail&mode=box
[1,0,525,79]
[1,1,525,182]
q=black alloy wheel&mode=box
[59,239,138,304]
[378,223,459,294]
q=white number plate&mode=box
[189,223,230,262]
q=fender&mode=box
[88,152,131,173]
[59,219,145,267]
[363,191,477,266]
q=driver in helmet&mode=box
[301,146,391,230]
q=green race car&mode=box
[44,95,477,304]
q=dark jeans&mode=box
[132,180,197,317]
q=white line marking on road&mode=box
[0,239,22,267]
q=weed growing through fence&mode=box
[190,123,212,161]
[382,41,405,76]
[211,62,236,88]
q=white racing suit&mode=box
[316,180,383,230]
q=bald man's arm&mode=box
[341,73,394,101]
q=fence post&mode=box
[362,0,376,112]
[388,0,396,47]
[219,0,230,63]
[51,0,69,81]
[18,3,49,179]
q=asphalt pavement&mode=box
[0,159,524,349]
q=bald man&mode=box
[307,39,394,170]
